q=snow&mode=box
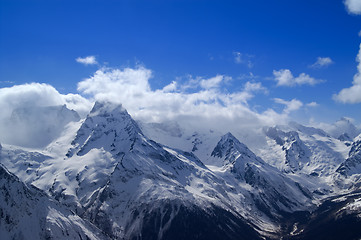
[1,101,361,239]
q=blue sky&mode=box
[1,0,361,126]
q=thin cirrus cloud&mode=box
[344,0,361,15]
[76,56,98,65]
[306,101,319,107]
[273,69,323,87]
[233,51,254,68]
[310,57,334,68]
[334,43,361,103]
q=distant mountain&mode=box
[337,134,361,177]
[323,117,361,141]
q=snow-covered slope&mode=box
[0,164,106,240]
[290,190,361,240]
[337,134,361,177]
[208,133,313,218]
[262,124,347,177]
[2,101,361,239]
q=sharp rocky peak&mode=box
[211,132,259,166]
[67,101,143,157]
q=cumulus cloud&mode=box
[0,65,300,150]
[273,69,322,87]
[334,43,361,103]
[0,83,92,147]
[76,66,286,137]
[310,57,333,68]
[76,56,98,65]
[274,98,303,114]
[199,75,225,89]
[344,0,361,14]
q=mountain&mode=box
[64,102,264,239]
[1,101,361,239]
[289,190,361,240]
[337,134,361,178]
[0,163,106,240]
[323,117,361,141]
[208,133,313,220]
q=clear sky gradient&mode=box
[1,0,361,125]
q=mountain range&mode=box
[1,101,361,239]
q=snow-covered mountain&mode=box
[0,163,106,240]
[289,190,361,240]
[337,134,361,177]
[1,101,361,239]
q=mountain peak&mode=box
[89,101,125,116]
[210,132,258,168]
[67,101,142,157]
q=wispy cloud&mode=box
[344,0,361,15]
[310,57,333,68]
[334,43,361,103]
[76,56,98,65]
[233,51,254,68]
[273,69,323,87]
[306,101,319,107]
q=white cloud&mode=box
[200,75,225,89]
[274,98,303,113]
[162,81,178,92]
[310,57,333,68]
[306,102,319,107]
[77,66,285,139]
[76,56,98,65]
[0,83,92,147]
[358,30,361,37]
[273,69,322,87]
[334,43,361,103]
[234,51,242,64]
[233,51,254,68]
[344,0,361,15]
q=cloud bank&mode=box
[0,83,92,147]
[334,43,361,103]
[0,66,311,149]
[77,67,279,129]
